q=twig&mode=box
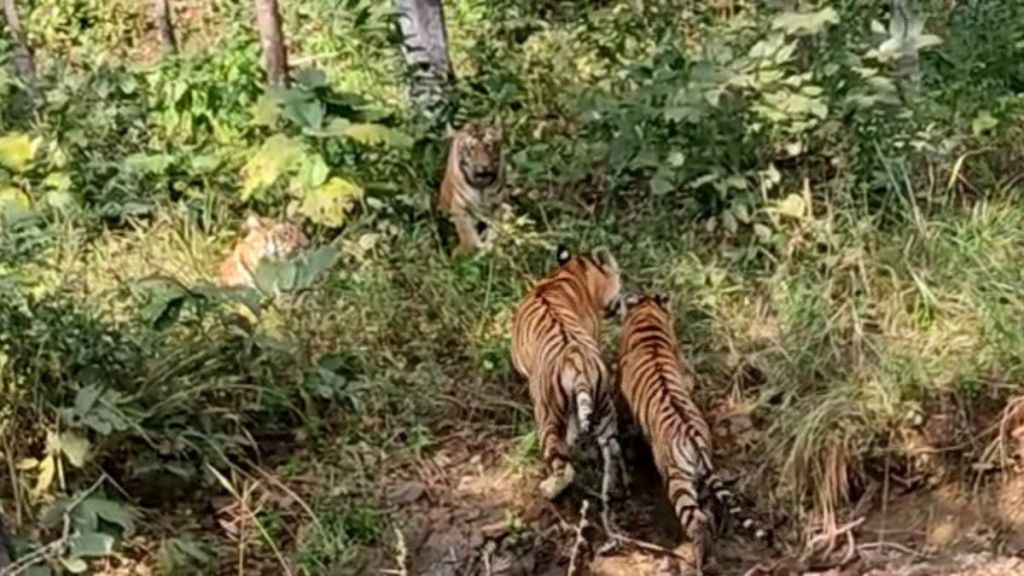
[807,515,864,556]
[390,526,409,576]
[566,500,590,576]
[857,540,929,558]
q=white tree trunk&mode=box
[254,0,289,87]
[0,0,35,84]
[891,0,921,98]
[394,0,454,118]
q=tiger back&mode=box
[218,215,308,288]
[438,122,502,253]
[617,293,721,567]
[511,245,628,504]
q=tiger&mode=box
[218,214,308,288]
[511,245,629,509]
[617,292,743,570]
[437,122,503,253]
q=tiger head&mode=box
[242,214,308,259]
[556,244,622,315]
[620,292,672,322]
[455,123,502,189]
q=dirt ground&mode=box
[367,428,1024,576]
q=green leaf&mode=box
[57,432,91,468]
[70,532,115,558]
[297,153,330,190]
[74,384,103,416]
[241,135,305,201]
[649,169,674,196]
[0,133,38,172]
[122,153,174,175]
[250,95,280,127]
[294,68,328,88]
[0,186,31,213]
[152,296,185,331]
[253,259,286,295]
[296,246,340,289]
[33,454,56,497]
[79,497,137,536]
[972,111,998,135]
[771,193,806,220]
[772,8,839,36]
[24,566,53,576]
[299,177,364,227]
[61,557,89,573]
[753,223,774,242]
[326,120,412,148]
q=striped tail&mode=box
[561,345,597,434]
[707,475,772,542]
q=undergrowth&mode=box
[1,0,1023,573]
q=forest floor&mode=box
[359,405,1024,576]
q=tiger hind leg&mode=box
[535,401,574,500]
[667,471,713,572]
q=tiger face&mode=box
[556,244,622,316]
[243,215,308,260]
[218,215,308,288]
[456,123,502,190]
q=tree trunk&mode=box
[254,0,289,87]
[0,0,35,84]
[153,0,178,55]
[394,0,454,119]
[891,0,921,98]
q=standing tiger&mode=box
[218,214,308,288]
[511,245,628,508]
[438,122,503,253]
[617,292,726,571]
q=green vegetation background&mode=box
[1,0,1023,573]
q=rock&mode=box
[388,480,427,504]
[481,520,510,541]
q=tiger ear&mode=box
[623,292,642,310]
[556,244,572,266]
[590,246,618,272]
[654,293,671,308]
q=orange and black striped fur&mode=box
[511,246,628,503]
[617,293,725,568]
[438,123,502,253]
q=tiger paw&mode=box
[539,464,575,500]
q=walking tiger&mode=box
[511,245,629,507]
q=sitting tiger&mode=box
[511,245,629,509]
[438,122,503,253]
[618,292,763,570]
[218,214,308,288]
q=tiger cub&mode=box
[511,245,628,505]
[218,214,308,288]
[617,293,726,569]
[438,122,502,253]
